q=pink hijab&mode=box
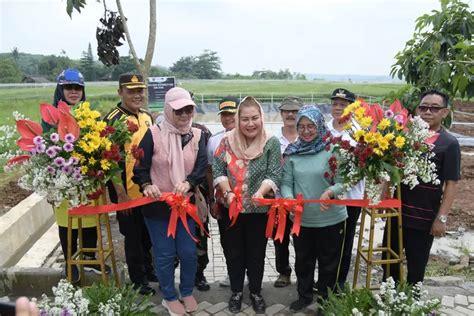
[160,94,195,187]
[227,96,271,160]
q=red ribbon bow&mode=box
[159,192,208,242]
[228,186,243,227]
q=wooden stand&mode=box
[352,185,404,289]
[67,191,120,285]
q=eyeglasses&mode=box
[174,106,194,116]
[297,124,317,132]
[417,105,446,114]
[63,84,83,91]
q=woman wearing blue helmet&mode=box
[47,68,110,283]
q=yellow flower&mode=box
[343,122,353,130]
[364,132,376,144]
[374,148,384,156]
[71,152,84,162]
[342,100,361,117]
[377,137,389,151]
[377,118,391,131]
[80,165,89,174]
[354,130,366,142]
[94,121,107,132]
[78,120,88,128]
[354,107,366,120]
[384,133,395,142]
[89,157,96,166]
[359,116,373,129]
[100,159,111,171]
[395,136,406,148]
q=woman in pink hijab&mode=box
[212,96,282,314]
[133,87,207,316]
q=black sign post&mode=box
[147,77,176,112]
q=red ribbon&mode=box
[228,186,243,226]
[68,192,206,242]
[253,195,401,238]
[159,193,207,242]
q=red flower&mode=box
[325,144,331,151]
[131,144,144,161]
[127,120,139,133]
[324,171,330,178]
[100,125,116,137]
[87,187,104,200]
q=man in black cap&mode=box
[206,96,239,287]
[325,87,364,290]
[273,96,303,288]
[104,73,157,296]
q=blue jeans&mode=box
[144,216,197,301]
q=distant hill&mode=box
[0,52,50,76]
[305,73,402,83]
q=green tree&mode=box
[194,50,222,79]
[0,57,22,83]
[80,43,96,81]
[170,56,197,79]
[38,55,74,81]
[390,0,474,108]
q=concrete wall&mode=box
[0,194,54,267]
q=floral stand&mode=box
[67,191,120,286]
[352,185,404,289]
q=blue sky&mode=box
[1,0,471,75]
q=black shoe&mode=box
[195,276,210,291]
[133,283,156,296]
[250,293,266,314]
[289,297,313,312]
[228,292,243,313]
[83,256,111,275]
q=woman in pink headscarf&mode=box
[133,87,207,316]
[212,96,282,314]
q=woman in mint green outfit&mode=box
[281,105,347,313]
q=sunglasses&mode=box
[417,105,446,114]
[63,84,83,91]
[174,106,194,116]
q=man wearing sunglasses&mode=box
[383,89,461,285]
[104,73,156,295]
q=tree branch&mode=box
[143,0,157,77]
[116,0,144,75]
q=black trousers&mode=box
[225,212,268,294]
[382,217,434,284]
[337,206,361,286]
[293,221,345,301]
[196,220,209,279]
[117,206,155,286]
[58,226,97,261]
[216,206,231,272]
[273,215,292,276]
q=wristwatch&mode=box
[223,190,233,199]
[437,215,448,224]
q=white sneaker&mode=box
[219,275,230,287]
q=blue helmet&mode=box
[57,68,85,86]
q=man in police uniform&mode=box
[206,96,239,287]
[104,73,156,295]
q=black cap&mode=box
[218,96,239,114]
[279,96,304,111]
[119,73,147,89]
[330,88,355,102]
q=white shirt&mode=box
[327,118,365,200]
[207,130,226,165]
[275,127,296,154]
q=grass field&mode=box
[0,80,404,126]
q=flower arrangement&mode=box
[34,279,155,315]
[322,277,440,315]
[8,101,132,207]
[331,99,439,204]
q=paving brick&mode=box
[443,296,456,308]
[469,296,474,304]
[454,306,474,315]
[455,294,469,306]
[194,311,210,316]
[206,302,228,314]
[197,301,213,312]
[469,304,474,310]
[266,303,286,314]
[439,307,467,316]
